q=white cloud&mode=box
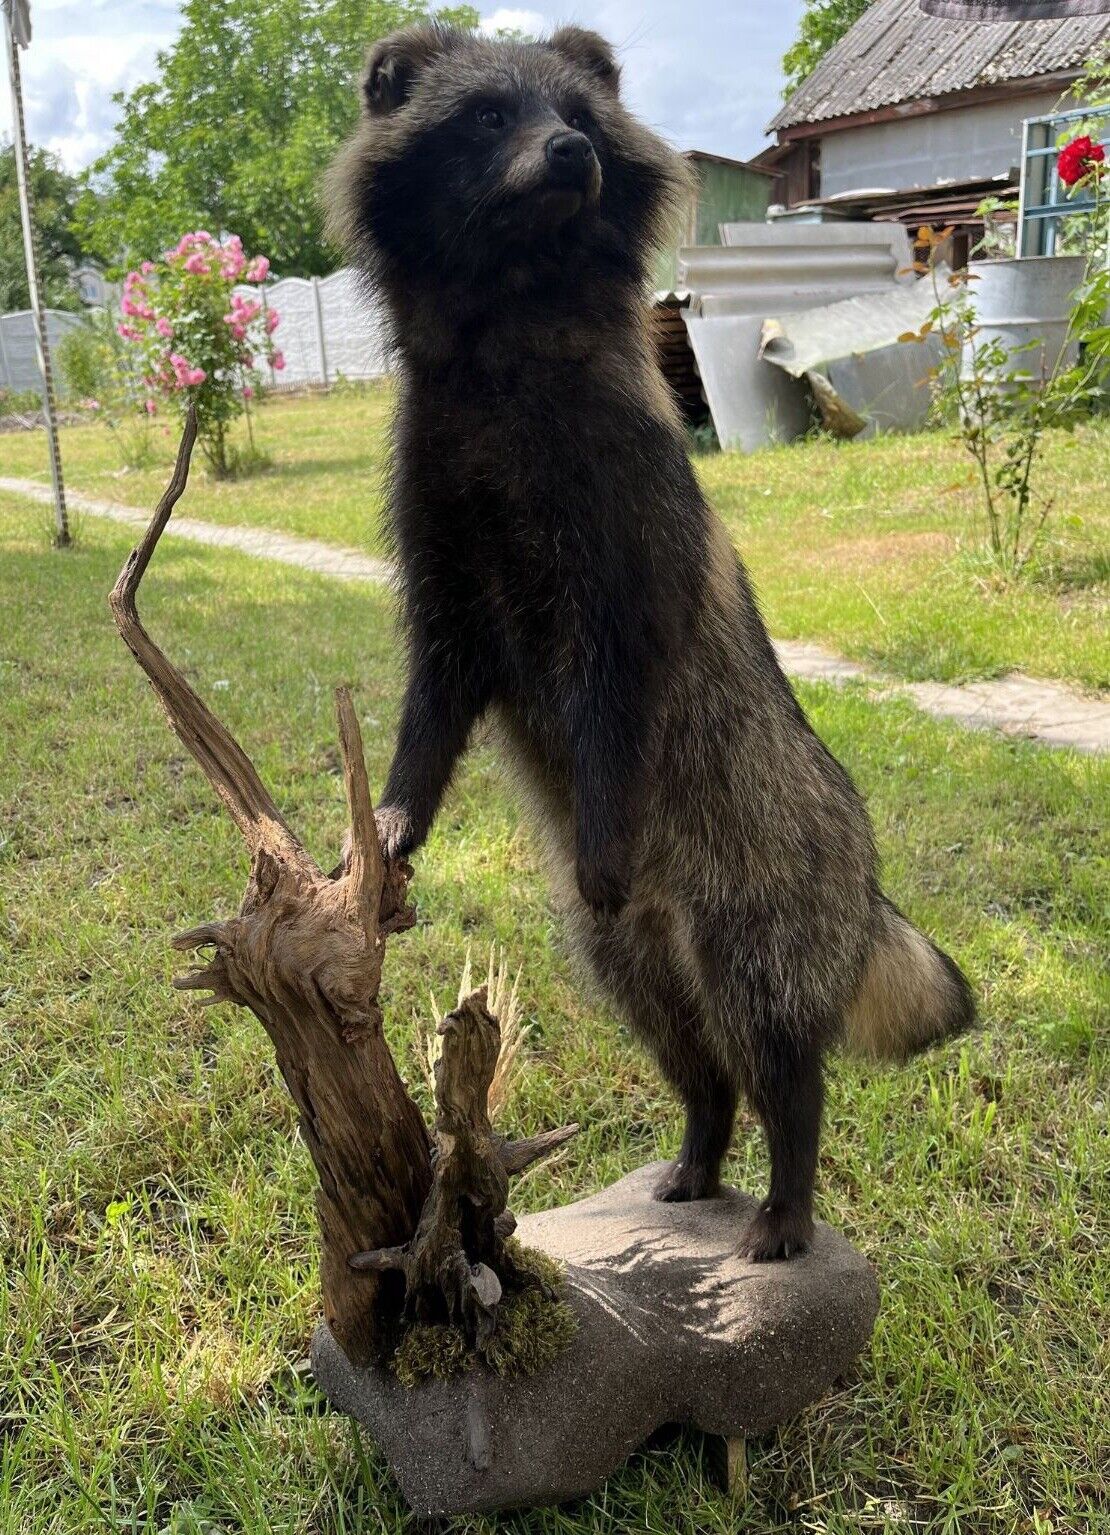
[1,8,179,171]
[478,9,547,38]
[577,0,806,157]
[2,1,806,175]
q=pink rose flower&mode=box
[271,350,285,371]
[242,384,254,399]
[183,253,210,275]
[155,317,173,339]
[245,255,270,283]
[168,352,204,388]
[144,399,157,415]
[265,308,280,333]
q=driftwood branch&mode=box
[110,409,577,1366]
[498,1124,581,1177]
[109,409,294,847]
[109,409,430,1363]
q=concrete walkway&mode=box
[4,475,1106,755]
[0,477,393,585]
[774,641,1109,755]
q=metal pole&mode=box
[1016,116,1031,259]
[312,275,329,388]
[4,5,69,545]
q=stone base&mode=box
[310,1162,879,1517]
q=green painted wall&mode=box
[652,157,774,291]
[693,158,773,245]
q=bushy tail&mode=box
[844,897,975,1061]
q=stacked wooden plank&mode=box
[650,294,705,420]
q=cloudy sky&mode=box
[2,1,805,173]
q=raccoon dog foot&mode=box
[653,1159,721,1203]
[741,1201,814,1262]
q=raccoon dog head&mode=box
[328,25,687,297]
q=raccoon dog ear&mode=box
[546,27,621,96]
[362,24,455,116]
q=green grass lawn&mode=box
[700,425,1109,693]
[1,492,1106,1533]
[1,387,394,552]
[3,391,1107,689]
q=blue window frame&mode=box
[1018,104,1109,258]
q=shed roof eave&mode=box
[766,0,1108,134]
[683,149,781,177]
[771,68,1082,142]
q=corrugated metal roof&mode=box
[769,0,1110,131]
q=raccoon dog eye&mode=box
[567,112,591,133]
[476,104,505,130]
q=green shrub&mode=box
[56,312,157,470]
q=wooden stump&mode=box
[109,409,576,1367]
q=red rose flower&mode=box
[1058,135,1106,188]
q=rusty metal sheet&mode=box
[758,276,947,438]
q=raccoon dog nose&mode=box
[545,130,595,186]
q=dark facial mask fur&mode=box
[327,27,975,1263]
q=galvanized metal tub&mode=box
[963,255,1086,387]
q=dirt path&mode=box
[5,475,1106,755]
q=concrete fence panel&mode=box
[233,270,390,389]
[2,269,389,396]
[0,309,85,395]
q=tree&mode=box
[782,0,874,96]
[76,0,479,278]
[0,139,82,311]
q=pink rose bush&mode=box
[114,231,281,476]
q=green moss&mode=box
[392,1320,472,1389]
[391,1242,577,1389]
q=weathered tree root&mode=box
[350,988,578,1348]
[109,408,577,1368]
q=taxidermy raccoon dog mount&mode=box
[328,25,975,1261]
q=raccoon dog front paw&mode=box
[375,803,418,862]
[330,804,418,879]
